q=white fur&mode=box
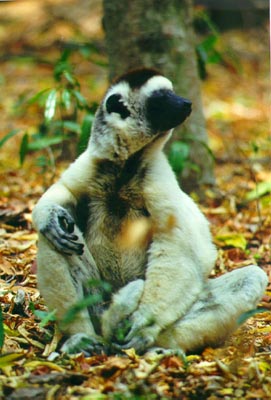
[32,71,268,354]
[104,81,130,106]
[140,76,173,98]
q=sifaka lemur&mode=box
[32,68,268,355]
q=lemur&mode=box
[32,68,268,355]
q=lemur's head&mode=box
[90,68,192,161]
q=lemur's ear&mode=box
[147,90,192,132]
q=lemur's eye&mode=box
[106,94,130,119]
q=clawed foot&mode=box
[61,333,106,356]
[60,333,185,359]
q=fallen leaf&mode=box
[0,352,25,368]
[215,232,247,250]
[24,360,66,372]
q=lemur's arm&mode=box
[32,151,92,255]
[33,151,105,353]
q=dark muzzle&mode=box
[146,89,192,132]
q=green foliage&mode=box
[168,141,191,175]
[19,133,29,165]
[197,35,222,79]
[194,10,238,79]
[78,113,95,154]
[29,302,57,328]
[0,129,20,148]
[0,49,97,171]
[237,307,268,325]
[0,44,216,179]
[62,293,103,326]
[168,136,214,177]
[114,319,133,343]
[245,181,271,203]
[195,11,221,79]
[62,280,111,327]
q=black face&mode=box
[146,89,192,132]
[106,94,131,119]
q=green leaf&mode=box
[215,232,247,250]
[208,49,222,65]
[237,307,269,325]
[51,120,81,134]
[114,319,133,343]
[29,302,56,327]
[4,324,20,337]
[35,310,56,328]
[0,307,4,349]
[62,279,111,325]
[63,70,76,86]
[245,181,271,202]
[59,49,71,63]
[19,133,29,165]
[44,89,57,122]
[168,141,190,174]
[27,88,50,105]
[61,121,81,133]
[61,88,72,110]
[79,46,92,58]
[72,90,88,108]
[27,135,64,151]
[0,129,21,148]
[36,155,51,169]
[77,113,94,154]
[62,293,102,325]
[0,353,25,367]
[200,35,217,52]
[54,50,73,82]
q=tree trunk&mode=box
[103,0,214,191]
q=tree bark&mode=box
[103,0,214,191]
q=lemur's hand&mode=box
[114,308,161,355]
[39,205,84,255]
[61,333,105,355]
[102,279,145,340]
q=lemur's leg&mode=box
[156,266,268,353]
[37,224,103,352]
[102,279,145,342]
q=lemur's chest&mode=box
[88,186,148,240]
[88,157,148,232]
[77,157,149,288]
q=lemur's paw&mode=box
[40,205,84,255]
[61,333,105,356]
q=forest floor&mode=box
[0,1,270,399]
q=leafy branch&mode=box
[0,50,97,177]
